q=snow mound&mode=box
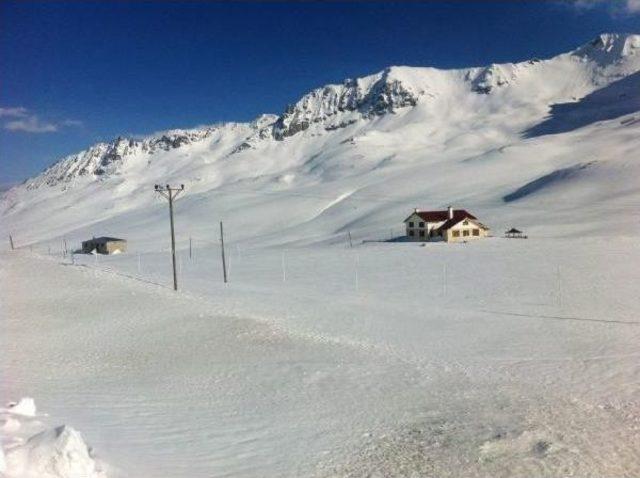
[5,398,36,417]
[5,425,101,478]
[1,399,107,478]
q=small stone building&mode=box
[404,207,489,242]
[81,237,127,254]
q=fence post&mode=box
[220,221,228,283]
[556,265,562,308]
[281,251,286,282]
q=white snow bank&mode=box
[4,398,36,417]
[0,399,106,478]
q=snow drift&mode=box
[0,399,105,478]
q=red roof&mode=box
[405,209,477,223]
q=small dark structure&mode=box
[81,237,127,254]
[505,228,527,239]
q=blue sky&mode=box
[1,1,639,184]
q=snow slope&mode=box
[2,33,640,248]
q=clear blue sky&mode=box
[1,1,639,184]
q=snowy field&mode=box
[2,235,640,477]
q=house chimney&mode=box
[414,207,420,213]
[448,206,453,219]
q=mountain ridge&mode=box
[2,33,640,246]
[10,33,638,192]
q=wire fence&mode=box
[13,233,640,326]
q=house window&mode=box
[463,230,470,237]
[419,230,425,237]
[452,231,460,238]
[419,222,425,228]
[408,222,414,227]
[473,229,480,236]
[409,230,415,236]
[463,220,469,225]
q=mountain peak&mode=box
[573,33,640,64]
[271,68,419,140]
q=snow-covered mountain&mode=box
[2,33,640,247]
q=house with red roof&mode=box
[404,206,489,242]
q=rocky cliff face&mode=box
[23,127,229,189]
[272,69,420,140]
[573,33,640,64]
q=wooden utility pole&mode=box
[348,231,353,248]
[9,234,14,250]
[220,221,228,283]
[155,184,185,291]
[189,237,192,260]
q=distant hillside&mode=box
[2,33,640,247]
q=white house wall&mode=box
[404,213,445,241]
[444,219,488,243]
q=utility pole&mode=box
[220,221,228,283]
[557,265,562,308]
[281,250,286,282]
[189,236,192,260]
[8,234,14,250]
[155,184,185,291]
[354,252,359,292]
[348,231,353,248]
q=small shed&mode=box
[505,228,526,239]
[81,237,127,254]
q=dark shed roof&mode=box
[84,237,126,243]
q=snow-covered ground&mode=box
[2,32,640,476]
[2,237,640,477]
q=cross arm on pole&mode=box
[153,183,186,291]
